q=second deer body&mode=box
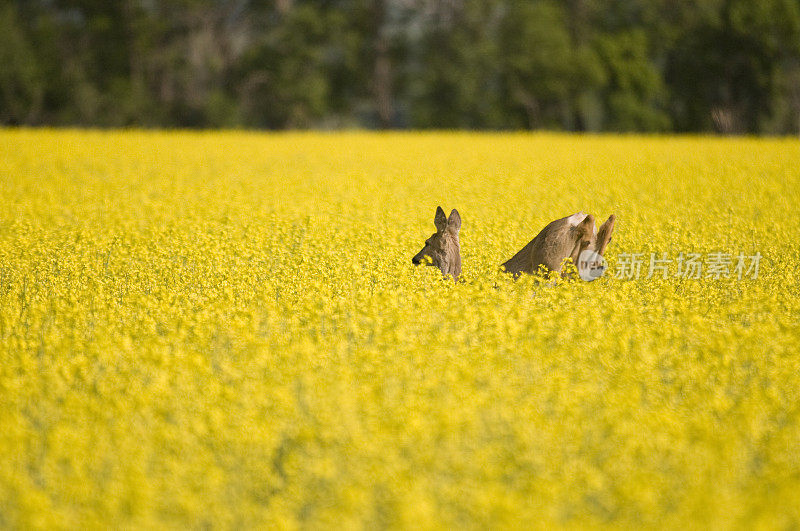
[501,211,616,277]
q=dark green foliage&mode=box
[1,0,799,133]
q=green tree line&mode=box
[2,0,799,133]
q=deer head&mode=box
[412,206,462,280]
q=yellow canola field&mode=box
[1,129,799,528]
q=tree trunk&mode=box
[372,0,393,129]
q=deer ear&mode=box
[575,214,595,240]
[596,214,616,255]
[434,206,447,232]
[447,209,461,233]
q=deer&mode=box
[501,212,616,278]
[412,207,615,282]
[411,206,462,280]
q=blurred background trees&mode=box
[1,0,799,133]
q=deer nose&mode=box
[412,255,421,265]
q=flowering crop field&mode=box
[1,129,799,528]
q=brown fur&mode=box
[412,206,462,281]
[502,212,616,278]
